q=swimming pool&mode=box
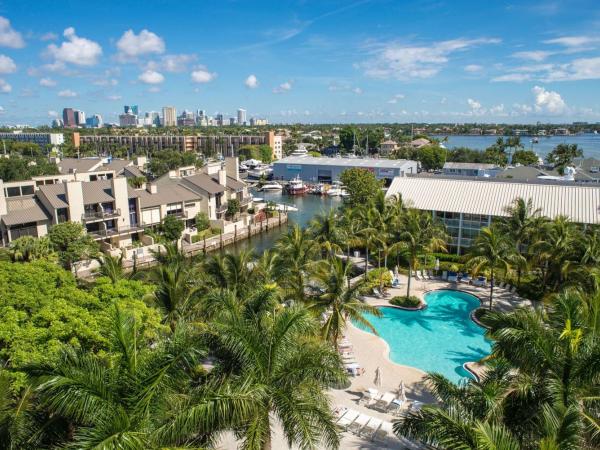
[355,289,491,383]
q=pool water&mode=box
[355,290,491,383]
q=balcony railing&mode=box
[88,223,144,240]
[82,208,121,222]
[240,197,252,206]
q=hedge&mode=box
[390,295,421,308]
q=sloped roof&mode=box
[2,197,50,225]
[386,176,600,224]
[57,158,103,174]
[137,179,203,208]
[182,173,226,195]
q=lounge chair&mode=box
[348,413,371,435]
[387,398,404,416]
[428,269,435,279]
[358,388,380,405]
[498,282,505,289]
[336,408,360,429]
[372,392,396,411]
[472,276,486,287]
[447,271,458,283]
[442,270,448,280]
[362,417,383,438]
[510,285,517,293]
[372,421,393,443]
[372,288,384,298]
[460,274,472,284]
[392,278,401,287]
[504,284,512,292]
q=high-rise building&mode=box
[237,108,246,125]
[85,114,103,128]
[74,110,86,127]
[119,113,138,127]
[145,111,161,127]
[229,117,236,126]
[177,110,196,127]
[124,105,139,116]
[215,113,225,126]
[51,118,64,128]
[162,106,176,127]
[62,108,76,128]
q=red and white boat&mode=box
[287,175,307,195]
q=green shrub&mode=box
[390,295,421,308]
[358,268,392,295]
[473,308,488,321]
[430,252,463,263]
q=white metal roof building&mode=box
[272,156,417,183]
[386,176,600,253]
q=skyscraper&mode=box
[85,114,103,128]
[62,108,76,128]
[237,108,246,125]
[74,110,86,127]
[124,105,139,115]
[162,106,177,127]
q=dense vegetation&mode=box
[0,167,598,449]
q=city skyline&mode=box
[0,0,599,125]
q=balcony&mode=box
[88,223,145,240]
[82,208,121,223]
[240,196,252,206]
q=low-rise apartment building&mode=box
[0,131,64,147]
[0,157,252,249]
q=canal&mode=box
[227,191,342,254]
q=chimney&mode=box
[146,182,158,194]
[134,155,147,169]
[65,181,84,222]
[0,180,7,217]
[225,156,239,181]
[217,169,227,187]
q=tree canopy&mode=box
[340,168,382,207]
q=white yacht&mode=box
[290,145,309,157]
[327,181,345,196]
[247,164,273,179]
[260,182,283,191]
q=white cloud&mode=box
[467,98,483,114]
[57,89,77,97]
[147,86,160,93]
[39,77,56,87]
[0,55,16,74]
[47,110,58,117]
[387,94,405,104]
[544,57,600,81]
[40,32,57,41]
[512,50,553,61]
[0,17,24,48]
[92,78,118,86]
[362,37,500,80]
[489,104,505,115]
[352,87,363,95]
[512,103,533,115]
[138,69,164,84]
[464,64,483,72]
[0,79,11,93]
[491,73,532,82]
[273,81,292,93]
[532,85,566,114]
[155,54,196,72]
[245,74,259,88]
[543,35,600,48]
[106,94,122,100]
[190,68,216,83]
[116,29,165,60]
[47,27,102,66]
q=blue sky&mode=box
[0,0,599,125]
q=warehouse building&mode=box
[386,175,600,254]
[272,156,417,185]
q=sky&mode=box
[0,0,599,125]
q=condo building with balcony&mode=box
[0,157,252,249]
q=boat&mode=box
[260,183,283,191]
[531,137,539,144]
[310,183,326,195]
[327,181,345,196]
[274,203,299,212]
[247,164,273,179]
[290,145,309,157]
[286,176,307,195]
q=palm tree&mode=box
[274,224,318,303]
[27,307,258,449]
[498,198,543,286]
[203,249,258,296]
[150,259,200,331]
[393,209,447,299]
[95,253,125,284]
[310,257,382,349]
[9,236,54,262]
[309,210,344,257]
[465,226,512,309]
[209,301,347,450]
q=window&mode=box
[5,187,20,197]
[166,202,183,216]
[21,185,34,195]
[141,207,161,225]
[57,208,69,223]
[184,202,196,208]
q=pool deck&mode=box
[218,275,529,449]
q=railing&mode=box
[88,223,144,240]
[82,208,121,222]
[216,204,228,213]
[240,197,252,206]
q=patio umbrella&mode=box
[399,380,407,403]
[394,266,399,278]
[374,366,382,388]
[435,259,440,271]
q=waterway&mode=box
[227,191,342,254]
[437,133,600,159]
